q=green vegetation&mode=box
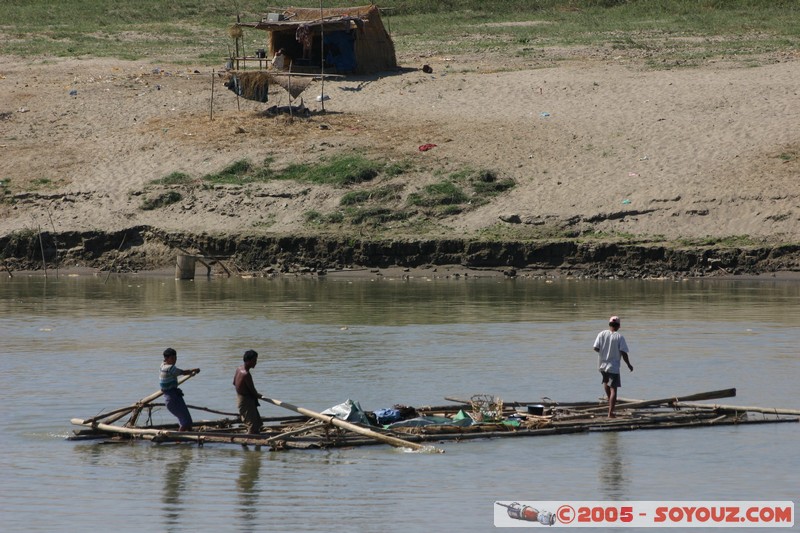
[340,184,404,206]
[677,235,760,247]
[141,190,182,210]
[2,1,797,65]
[151,172,194,186]
[148,154,411,190]
[279,155,381,187]
[188,154,393,187]
[347,206,409,226]
[202,160,260,185]
[407,168,516,216]
[408,181,469,208]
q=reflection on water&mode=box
[236,450,262,530]
[1,274,798,532]
[598,432,626,500]
[3,275,800,327]
[163,446,193,530]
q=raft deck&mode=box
[69,387,799,451]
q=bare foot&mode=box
[608,414,617,419]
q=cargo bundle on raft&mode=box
[69,379,799,452]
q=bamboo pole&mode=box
[578,388,737,414]
[621,400,800,417]
[80,373,198,426]
[263,421,326,443]
[261,397,443,453]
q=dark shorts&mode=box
[601,371,621,388]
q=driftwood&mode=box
[261,397,443,453]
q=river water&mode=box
[1,272,797,532]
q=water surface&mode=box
[1,274,797,532]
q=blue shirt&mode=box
[160,363,182,390]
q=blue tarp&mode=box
[323,31,356,72]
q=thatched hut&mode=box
[236,5,397,75]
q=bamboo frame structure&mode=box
[69,387,799,451]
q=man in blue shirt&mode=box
[160,347,200,431]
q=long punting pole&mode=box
[617,397,800,417]
[578,388,737,414]
[261,397,443,453]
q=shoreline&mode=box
[2,226,800,280]
[4,246,800,282]
[2,57,799,279]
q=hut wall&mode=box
[352,7,396,74]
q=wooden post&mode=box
[175,254,197,280]
[262,397,443,452]
[210,69,215,121]
[37,224,47,277]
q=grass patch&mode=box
[278,155,381,187]
[202,159,257,185]
[677,235,759,247]
[153,172,194,186]
[469,170,516,196]
[141,191,182,210]
[407,168,515,216]
[340,184,404,206]
[145,155,403,191]
[347,207,409,226]
[304,210,345,225]
[3,2,798,66]
[408,181,469,208]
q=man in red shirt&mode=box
[233,349,264,434]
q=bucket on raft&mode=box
[527,404,545,416]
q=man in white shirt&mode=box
[593,316,633,418]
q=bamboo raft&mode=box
[69,385,799,452]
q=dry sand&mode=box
[1,51,799,242]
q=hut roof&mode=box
[237,5,381,32]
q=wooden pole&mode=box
[36,224,47,277]
[104,231,127,284]
[262,397,443,452]
[263,421,326,443]
[46,205,60,278]
[210,69,215,121]
[579,388,737,414]
[618,397,800,416]
[319,0,325,112]
[80,373,198,426]
[2,259,12,278]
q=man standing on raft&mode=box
[233,349,265,434]
[593,316,633,418]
